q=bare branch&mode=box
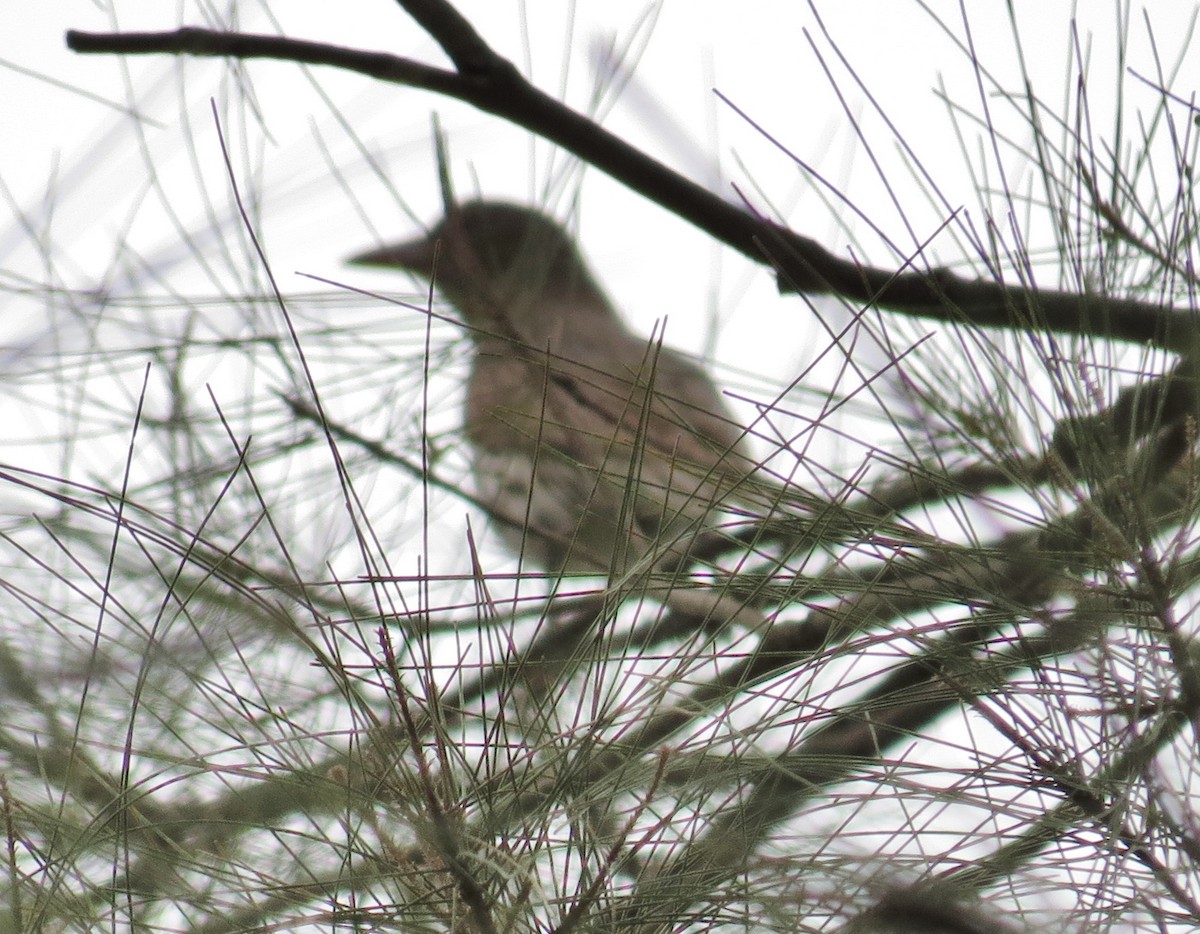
[66,24,1198,353]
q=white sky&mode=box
[11,2,1196,355]
[3,0,1198,543]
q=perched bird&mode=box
[350,200,759,577]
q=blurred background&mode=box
[3,3,1199,931]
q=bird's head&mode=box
[350,200,606,333]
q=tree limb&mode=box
[65,24,1199,352]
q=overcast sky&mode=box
[13,3,1196,321]
[5,2,1198,464]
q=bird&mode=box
[349,200,762,579]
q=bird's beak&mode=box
[347,235,438,273]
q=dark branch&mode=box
[65,24,1199,352]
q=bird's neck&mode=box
[452,276,622,352]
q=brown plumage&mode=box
[351,200,757,575]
